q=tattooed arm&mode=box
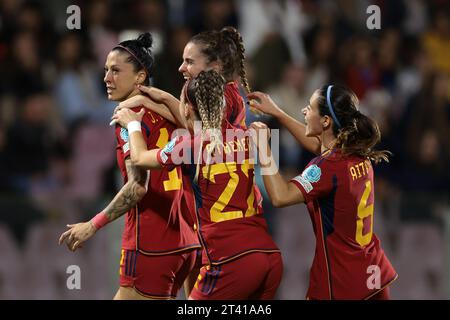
[58,158,148,251]
[103,158,148,221]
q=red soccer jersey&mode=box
[224,81,247,129]
[156,128,280,266]
[115,107,200,254]
[290,149,397,299]
[223,82,266,218]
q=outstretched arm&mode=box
[248,92,321,155]
[59,158,148,251]
[250,122,305,208]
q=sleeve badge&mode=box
[120,127,129,143]
[302,164,322,183]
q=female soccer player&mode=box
[248,85,398,299]
[111,26,265,295]
[112,70,283,300]
[178,26,255,127]
[117,26,254,129]
[58,33,200,300]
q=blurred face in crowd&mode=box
[178,42,220,80]
[103,50,146,102]
[302,90,327,137]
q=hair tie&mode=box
[326,85,342,128]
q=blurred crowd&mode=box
[0,0,449,299]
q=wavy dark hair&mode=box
[317,84,390,163]
[190,26,250,93]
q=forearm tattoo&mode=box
[104,159,148,221]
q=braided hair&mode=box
[186,70,226,132]
[220,26,251,94]
[190,27,250,91]
[112,32,154,85]
[185,70,226,180]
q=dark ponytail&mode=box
[317,84,390,163]
[113,32,154,85]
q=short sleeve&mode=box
[157,135,192,170]
[115,125,131,158]
[115,111,152,159]
[290,161,334,202]
[224,83,246,128]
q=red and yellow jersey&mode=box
[290,148,397,299]
[115,107,200,254]
[224,81,247,129]
[156,128,279,266]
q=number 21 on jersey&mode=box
[202,160,257,223]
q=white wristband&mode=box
[127,121,141,134]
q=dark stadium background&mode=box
[0,0,449,299]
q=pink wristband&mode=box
[91,212,110,230]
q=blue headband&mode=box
[326,85,341,128]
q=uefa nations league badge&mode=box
[302,164,322,183]
[120,127,129,142]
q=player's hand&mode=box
[250,122,272,167]
[112,108,145,128]
[58,221,97,252]
[247,92,283,117]
[249,121,271,147]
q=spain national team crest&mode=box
[302,164,322,183]
[120,127,129,142]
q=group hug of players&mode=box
[58,27,397,300]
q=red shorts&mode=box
[190,252,283,300]
[367,286,390,300]
[119,249,198,299]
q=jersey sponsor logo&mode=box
[293,175,313,193]
[120,127,129,142]
[123,142,130,153]
[302,164,321,183]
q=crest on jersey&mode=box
[120,127,129,142]
[302,164,321,183]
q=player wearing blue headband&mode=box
[248,85,397,300]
